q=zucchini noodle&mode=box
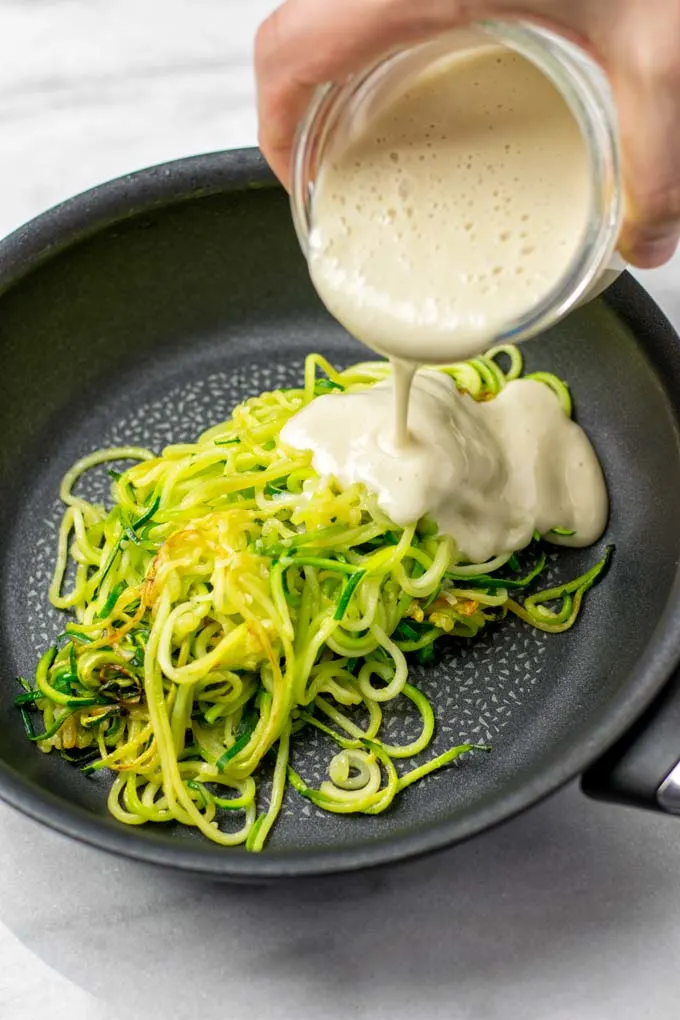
[16,346,612,851]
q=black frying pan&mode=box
[1,148,680,881]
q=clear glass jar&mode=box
[290,22,624,347]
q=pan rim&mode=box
[0,147,679,879]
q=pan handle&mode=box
[582,666,680,813]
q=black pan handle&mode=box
[582,665,680,813]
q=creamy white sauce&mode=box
[309,44,592,365]
[281,372,608,563]
[289,36,608,558]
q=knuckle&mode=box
[253,22,270,73]
[624,21,680,88]
[640,52,680,89]
[361,0,459,34]
[254,8,284,76]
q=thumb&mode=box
[610,52,680,268]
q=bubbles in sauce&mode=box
[287,40,608,557]
[308,45,592,365]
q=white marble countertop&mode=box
[1,2,679,1018]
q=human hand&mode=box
[255,0,680,268]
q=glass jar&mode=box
[290,22,624,347]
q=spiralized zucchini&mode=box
[16,346,611,851]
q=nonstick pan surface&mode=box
[1,149,680,880]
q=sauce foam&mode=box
[309,45,592,364]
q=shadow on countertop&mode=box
[1,780,678,1020]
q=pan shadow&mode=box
[2,782,680,1019]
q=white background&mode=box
[0,2,679,1018]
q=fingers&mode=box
[610,58,680,267]
[255,0,460,188]
[255,0,680,271]
[254,0,592,189]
